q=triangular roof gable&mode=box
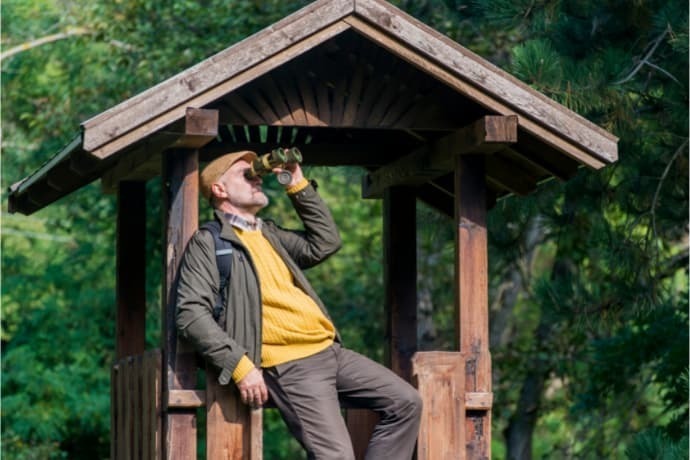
[81,0,617,166]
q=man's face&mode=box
[212,159,268,216]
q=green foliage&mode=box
[2,0,687,459]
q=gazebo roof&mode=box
[8,0,618,216]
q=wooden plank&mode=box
[351,1,617,162]
[82,0,354,151]
[277,67,309,126]
[148,350,163,460]
[116,182,147,359]
[250,409,263,460]
[89,21,351,159]
[296,72,325,126]
[341,63,366,126]
[133,356,142,460]
[362,116,518,198]
[412,352,466,460]
[124,358,133,459]
[168,390,206,408]
[344,15,613,168]
[111,364,119,460]
[206,366,252,460]
[455,155,491,459]
[142,357,152,460]
[161,149,199,460]
[345,410,379,460]
[465,392,493,411]
[383,187,417,382]
[242,84,281,125]
[225,93,266,126]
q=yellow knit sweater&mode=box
[231,227,335,382]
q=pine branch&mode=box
[651,138,688,240]
[614,25,671,85]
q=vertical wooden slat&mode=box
[260,75,296,125]
[206,368,252,460]
[413,352,466,460]
[346,409,379,460]
[162,149,199,460]
[296,73,324,126]
[250,409,263,460]
[280,69,309,126]
[134,355,143,459]
[341,64,366,126]
[455,155,491,460]
[116,181,146,359]
[142,356,152,460]
[152,350,163,460]
[123,358,132,459]
[383,186,418,382]
[111,364,119,460]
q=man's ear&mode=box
[211,182,226,200]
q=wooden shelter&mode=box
[8,0,618,458]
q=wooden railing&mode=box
[111,350,162,460]
[111,350,489,459]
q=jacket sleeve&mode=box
[270,182,342,269]
[175,230,251,385]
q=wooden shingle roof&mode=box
[9,0,618,215]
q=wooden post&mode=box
[455,155,491,460]
[383,186,418,382]
[162,149,199,460]
[116,181,147,359]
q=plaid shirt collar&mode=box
[223,213,263,232]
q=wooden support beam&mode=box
[161,148,199,460]
[362,115,517,198]
[116,182,147,359]
[102,108,218,193]
[455,154,492,460]
[384,187,418,382]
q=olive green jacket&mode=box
[175,183,342,385]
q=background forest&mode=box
[1,0,688,459]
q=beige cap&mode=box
[199,150,258,199]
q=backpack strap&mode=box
[199,220,233,323]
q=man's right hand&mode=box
[237,368,269,408]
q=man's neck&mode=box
[217,203,259,224]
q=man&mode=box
[176,150,422,460]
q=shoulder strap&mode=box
[200,220,233,323]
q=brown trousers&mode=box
[264,342,422,460]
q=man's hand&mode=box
[273,158,304,189]
[237,368,269,408]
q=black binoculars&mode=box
[245,147,303,185]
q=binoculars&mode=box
[245,147,303,185]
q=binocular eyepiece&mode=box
[245,147,303,185]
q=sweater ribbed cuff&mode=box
[286,178,309,195]
[231,355,256,383]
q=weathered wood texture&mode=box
[82,0,353,158]
[349,0,617,163]
[455,155,491,460]
[413,352,466,460]
[116,182,147,359]
[102,108,219,193]
[206,368,262,460]
[161,149,199,460]
[111,350,162,460]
